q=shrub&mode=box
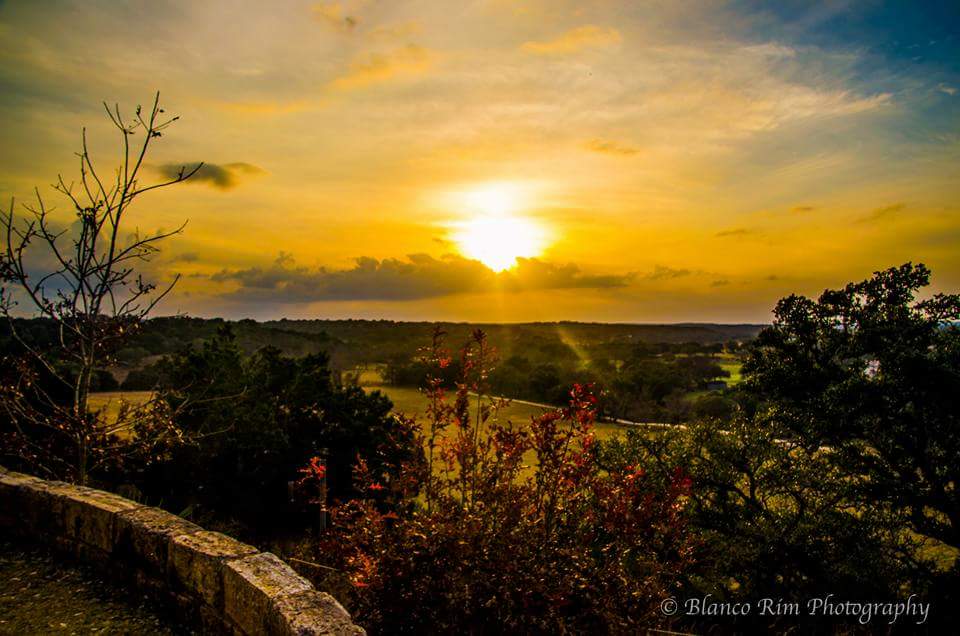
[130,326,419,533]
[298,329,694,633]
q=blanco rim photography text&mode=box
[660,593,930,626]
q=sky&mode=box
[1,0,957,323]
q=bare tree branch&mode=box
[0,94,196,485]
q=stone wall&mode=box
[0,467,364,635]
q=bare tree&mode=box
[0,93,201,485]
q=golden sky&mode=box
[1,0,958,322]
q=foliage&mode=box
[741,262,960,551]
[132,326,419,532]
[0,95,196,484]
[601,420,919,631]
[599,263,960,630]
[57,317,755,375]
[123,315,338,364]
[298,329,694,633]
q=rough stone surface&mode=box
[62,488,143,553]
[1,467,365,635]
[271,590,366,636]
[224,552,313,634]
[5,476,74,538]
[115,506,201,574]
[168,530,258,609]
[0,471,41,527]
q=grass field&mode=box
[367,384,630,480]
[717,354,744,384]
[368,385,627,441]
[88,387,625,439]
[87,391,154,424]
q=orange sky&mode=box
[1,1,957,322]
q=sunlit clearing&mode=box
[453,214,547,272]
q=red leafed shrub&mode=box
[299,329,694,633]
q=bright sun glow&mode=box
[451,184,548,272]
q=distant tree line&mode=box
[384,339,737,422]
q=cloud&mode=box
[210,253,631,303]
[742,43,797,59]
[170,251,200,263]
[715,228,753,238]
[792,205,816,213]
[368,21,422,40]
[521,25,621,56]
[329,45,433,91]
[938,83,957,96]
[584,138,639,156]
[313,2,359,32]
[155,162,264,190]
[644,265,691,280]
[215,98,315,116]
[710,279,730,287]
[860,202,906,223]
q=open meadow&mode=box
[366,384,628,442]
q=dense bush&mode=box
[296,330,694,633]
[129,326,419,533]
[602,420,918,631]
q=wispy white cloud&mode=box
[521,25,621,55]
[328,44,434,91]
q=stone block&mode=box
[223,552,313,634]
[0,470,41,527]
[1,468,365,634]
[270,590,366,635]
[115,506,202,573]
[168,530,258,609]
[4,475,75,537]
[61,487,142,552]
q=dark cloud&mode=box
[792,205,816,213]
[584,138,639,156]
[170,251,199,263]
[860,202,906,223]
[710,279,730,287]
[644,265,691,280]
[155,162,264,190]
[210,254,631,303]
[715,227,753,238]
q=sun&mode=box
[453,215,546,271]
[450,184,548,271]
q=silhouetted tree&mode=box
[743,263,960,551]
[0,94,200,484]
[601,263,959,630]
[132,326,418,530]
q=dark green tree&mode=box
[601,263,959,630]
[742,262,960,551]
[135,327,419,532]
